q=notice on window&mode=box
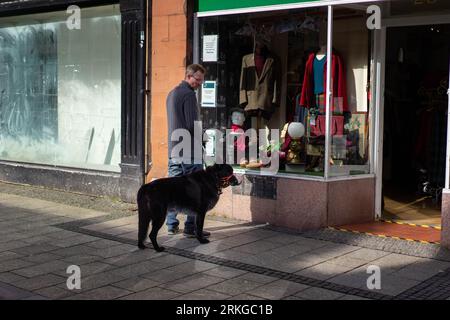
[201,81,216,108]
[202,35,218,62]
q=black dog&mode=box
[137,164,239,252]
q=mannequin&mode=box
[239,36,279,167]
[299,21,347,171]
[228,108,247,166]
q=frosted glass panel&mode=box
[0,5,121,172]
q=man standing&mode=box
[166,64,210,238]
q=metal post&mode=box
[445,56,450,190]
[324,5,333,179]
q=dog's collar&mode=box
[217,174,234,195]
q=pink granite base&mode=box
[210,175,376,232]
[327,179,375,226]
[441,191,450,248]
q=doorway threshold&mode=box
[329,220,441,244]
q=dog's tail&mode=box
[137,188,151,249]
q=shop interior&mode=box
[382,24,450,227]
[199,6,371,176]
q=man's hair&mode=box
[185,64,206,77]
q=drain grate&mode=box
[395,270,450,300]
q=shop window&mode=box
[0,5,121,172]
[198,5,373,177]
[330,6,373,177]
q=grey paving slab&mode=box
[59,271,128,293]
[296,261,357,281]
[76,262,116,276]
[0,233,31,243]
[149,253,193,267]
[206,277,263,296]
[340,248,391,262]
[265,233,304,245]
[0,251,23,262]
[12,274,66,291]
[0,272,27,284]
[34,286,78,300]
[12,260,69,278]
[294,287,346,300]
[45,230,84,240]
[235,273,278,284]
[311,243,361,259]
[172,289,231,300]
[268,254,331,273]
[0,281,34,300]
[328,267,371,289]
[202,266,248,279]
[390,264,447,282]
[374,275,421,296]
[22,253,64,264]
[0,240,33,252]
[21,294,49,300]
[250,279,310,299]
[66,286,133,300]
[184,240,243,255]
[228,293,268,300]
[282,295,305,300]
[86,239,130,249]
[160,273,225,293]
[10,243,61,256]
[259,243,316,260]
[22,235,55,246]
[51,234,99,248]
[113,277,160,292]
[109,260,169,278]
[90,244,136,259]
[119,287,181,300]
[337,294,370,300]
[233,240,283,255]
[61,254,104,265]
[0,259,35,273]
[102,251,167,267]
[327,256,368,269]
[242,229,284,240]
[165,260,218,274]
[366,254,422,274]
[52,244,102,257]
[220,233,268,247]
[141,269,193,284]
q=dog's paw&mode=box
[155,246,165,252]
[138,242,147,250]
[197,238,210,244]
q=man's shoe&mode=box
[167,226,180,235]
[183,230,211,238]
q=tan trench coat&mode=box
[239,53,279,115]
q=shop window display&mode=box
[198,6,372,177]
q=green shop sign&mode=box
[198,0,321,13]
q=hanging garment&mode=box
[239,53,280,115]
[299,52,348,113]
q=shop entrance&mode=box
[382,24,450,228]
